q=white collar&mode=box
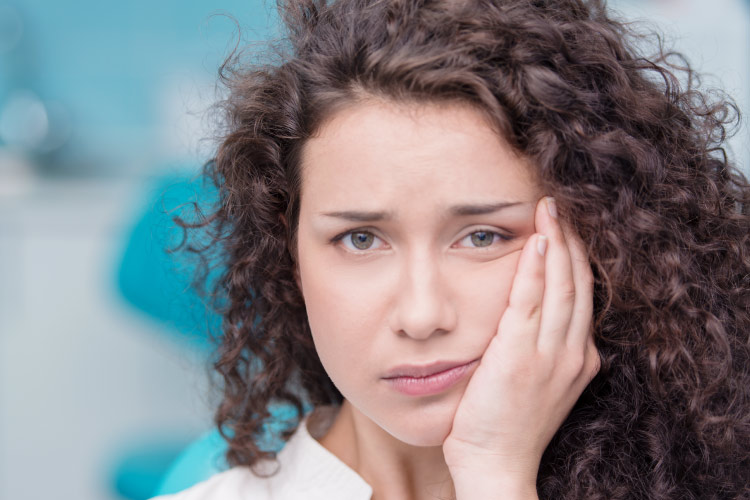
[263,405,373,499]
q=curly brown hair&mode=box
[181,0,750,497]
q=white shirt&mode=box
[151,407,373,500]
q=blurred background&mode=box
[0,0,748,499]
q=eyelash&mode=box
[330,228,514,253]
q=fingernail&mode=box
[537,235,548,256]
[546,197,558,218]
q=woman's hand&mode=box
[443,196,600,499]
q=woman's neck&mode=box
[315,400,456,500]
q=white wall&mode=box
[0,179,214,500]
[609,0,750,175]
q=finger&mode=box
[584,335,602,382]
[496,232,547,352]
[559,219,595,351]
[535,196,575,353]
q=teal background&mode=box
[0,0,280,175]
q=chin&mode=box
[368,397,459,447]
[388,425,451,447]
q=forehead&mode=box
[299,100,540,209]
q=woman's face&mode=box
[296,100,542,446]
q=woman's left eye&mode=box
[458,230,511,249]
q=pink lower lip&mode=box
[383,359,479,396]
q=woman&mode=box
[157,0,750,498]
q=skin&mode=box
[295,99,599,499]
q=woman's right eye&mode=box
[335,231,386,252]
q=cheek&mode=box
[452,251,521,335]
[298,257,389,371]
[301,261,387,328]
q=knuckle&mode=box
[508,295,541,320]
[591,351,602,377]
[533,263,545,281]
[525,303,542,321]
[586,345,602,380]
[563,351,586,377]
[560,284,576,304]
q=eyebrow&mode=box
[320,202,524,222]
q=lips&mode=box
[382,359,478,379]
[382,358,480,397]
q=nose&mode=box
[390,250,457,340]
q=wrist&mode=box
[444,442,541,500]
[453,478,538,500]
[448,461,539,500]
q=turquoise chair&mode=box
[112,171,220,499]
[114,171,312,498]
[117,172,221,351]
[154,402,313,496]
[154,429,228,496]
